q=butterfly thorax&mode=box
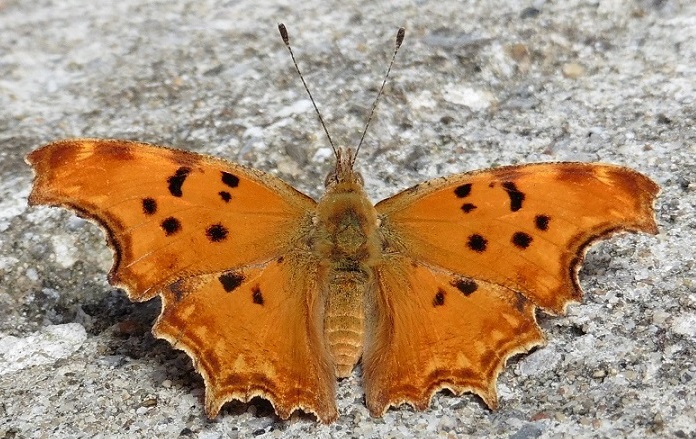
[315,155,381,377]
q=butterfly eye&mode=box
[324,169,338,187]
[354,170,364,186]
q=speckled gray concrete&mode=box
[1,0,694,438]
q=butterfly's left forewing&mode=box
[375,163,659,313]
[365,162,658,415]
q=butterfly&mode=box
[25,25,659,423]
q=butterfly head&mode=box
[324,146,364,189]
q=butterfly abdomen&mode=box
[323,270,370,377]
[315,180,381,377]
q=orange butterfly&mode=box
[26,25,659,423]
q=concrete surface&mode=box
[1,0,695,437]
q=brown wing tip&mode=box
[25,139,160,303]
[632,170,660,235]
[26,143,54,206]
[26,139,96,206]
[608,165,660,235]
[550,168,660,315]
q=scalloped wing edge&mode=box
[561,222,659,316]
[368,310,545,417]
[151,292,339,423]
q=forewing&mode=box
[27,139,316,301]
[376,163,659,313]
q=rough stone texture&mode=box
[1,0,695,437]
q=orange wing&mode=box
[27,139,315,301]
[27,139,337,422]
[365,163,658,414]
[154,255,336,421]
[363,257,543,414]
[375,163,659,313]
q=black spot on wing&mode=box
[142,197,157,215]
[219,272,244,292]
[219,191,231,202]
[454,183,472,198]
[502,181,525,211]
[433,289,446,307]
[222,171,240,188]
[167,167,191,197]
[206,224,228,242]
[467,234,487,252]
[452,278,478,296]
[514,292,528,312]
[169,280,187,302]
[461,203,477,213]
[512,232,533,249]
[161,217,181,236]
[252,285,264,305]
[535,214,550,231]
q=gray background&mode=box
[1,0,695,438]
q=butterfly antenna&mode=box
[278,23,338,158]
[352,27,405,167]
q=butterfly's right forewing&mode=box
[374,163,659,313]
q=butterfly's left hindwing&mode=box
[154,255,337,422]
